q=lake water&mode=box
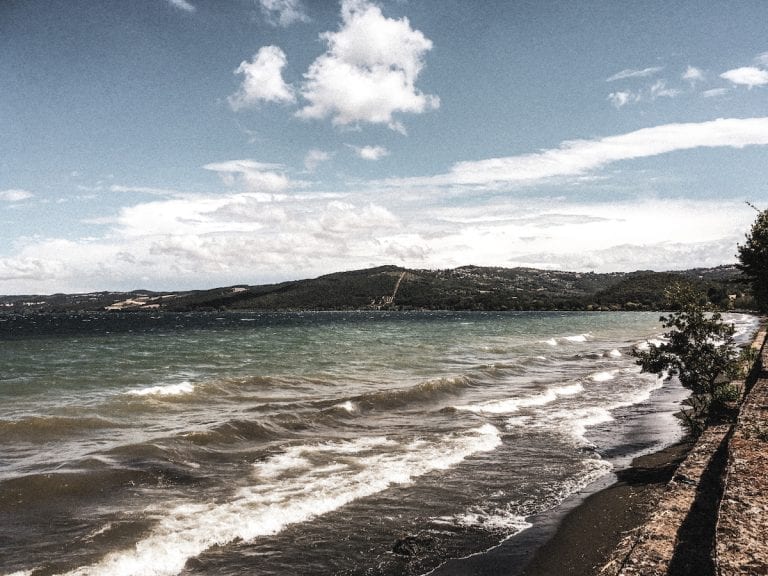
[0,311,758,576]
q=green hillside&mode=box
[0,264,750,313]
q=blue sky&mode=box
[1,0,767,293]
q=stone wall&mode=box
[715,329,768,575]
[600,324,767,576]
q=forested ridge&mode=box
[0,264,750,312]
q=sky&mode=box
[1,0,768,294]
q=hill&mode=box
[0,264,751,313]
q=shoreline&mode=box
[430,373,693,576]
[518,440,691,576]
[431,440,691,576]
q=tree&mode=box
[737,206,768,312]
[633,284,738,434]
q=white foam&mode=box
[126,382,194,397]
[727,313,759,343]
[254,452,312,479]
[456,383,583,415]
[329,436,395,454]
[559,457,613,496]
[335,400,357,413]
[255,436,395,480]
[566,408,615,440]
[505,415,533,428]
[609,349,622,358]
[508,406,614,444]
[590,370,619,382]
[85,523,114,541]
[440,510,532,534]
[563,333,590,343]
[540,333,591,346]
[519,377,666,445]
[62,425,502,576]
[636,338,666,351]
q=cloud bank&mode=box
[0,195,754,293]
[3,117,767,293]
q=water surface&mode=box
[0,311,757,576]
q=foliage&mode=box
[737,207,768,312]
[633,284,739,433]
[594,272,695,309]
[713,382,741,404]
[733,346,760,381]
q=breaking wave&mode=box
[61,425,502,576]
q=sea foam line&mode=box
[59,425,501,576]
[455,383,583,415]
[540,333,592,346]
[126,382,195,397]
[441,509,532,533]
[507,376,666,445]
[589,369,620,382]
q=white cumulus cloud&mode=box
[166,0,195,12]
[352,145,389,160]
[203,159,292,193]
[608,79,680,109]
[649,79,681,99]
[228,46,295,110]
[304,149,332,172]
[297,0,439,132]
[607,91,637,108]
[260,0,309,26]
[0,189,34,202]
[682,65,704,83]
[720,66,768,88]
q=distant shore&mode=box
[0,263,749,313]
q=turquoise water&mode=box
[0,311,758,576]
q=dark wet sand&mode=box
[432,441,691,576]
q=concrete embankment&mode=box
[715,327,768,575]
